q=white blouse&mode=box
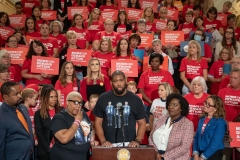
[153,118,173,151]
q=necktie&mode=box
[16,109,29,133]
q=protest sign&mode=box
[67,7,88,20]
[143,56,168,72]
[126,8,143,21]
[41,10,57,20]
[2,48,28,64]
[217,14,227,26]
[67,49,92,66]
[111,59,138,77]
[229,122,240,147]
[161,31,184,46]
[138,34,153,47]
[99,10,118,22]
[154,19,167,30]
[167,8,179,20]
[0,27,15,40]
[140,0,158,13]
[9,15,27,28]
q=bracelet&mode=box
[135,138,141,144]
[75,119,81,125]
[73,121,79,127]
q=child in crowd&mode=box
[178,10,194,40]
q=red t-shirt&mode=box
[203,43,212,58]
[50,34,67,52]
[208,60,224,95]
[83,21,104,42]
[93,31,121,48]
[25,31,41,38]
[54,79,78,108]
[86,110,95,121]
[178,22,194,40]
[145,21,157,33]
[39,37,59,56]
[116,24,127,33]
[92,51,114,76]
[68,27,90,49]
[138,69,174,106]
[21,0,40,16]
[184,92,209,131]
[235,27,240,41]
[204,18,223,31]
[201,117,211,134]
[99,4,118,11]
[182,5,193,19]
[179,57,208,80]
[35,19,45,32]
[22,58,51,85]
[48,109,56,119]
[9,66,16,82]
[12,64,22,82]
[80,75,111,102]
[219,76,230,91]
[218,87,240,121]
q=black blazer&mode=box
[34,110,53,156]
[0,103,34,160]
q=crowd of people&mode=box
[0,0,240,160]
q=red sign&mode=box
[167,8,179,21]
[161,31,184,46]
[99,10,118,22]
[31,56,59,75]
[217,14,227,26]
[229,122,240,147]
[117,0,128,9]
[140,0,158,13]
[125,8,143,21]
[9,15,27,28]
[41,11,57,20]
[143,56,168,72]
[26,35,36,45]
[111,59,138,77]
[136,94,142,100]
[120,30,132,39]
[67,7,88,20]
[2,48,28,64]
[138,34,153,47]
[174,0,183,11]
[0,27,15,40]
[67,49,92,66]
[155,19,167,30]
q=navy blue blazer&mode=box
[0,102,34,160]
[193,116,227,159]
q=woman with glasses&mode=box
[0,64,10,87]
[215,26,240,61]
[34,85,62,160]
[184,76,209,132]
[208,47,233,95]
[149,93,194,160]
[50,21,67,52]
[0,49,15,82]
[193,95,226,160]
[193,16,205,31]
[50,91,98,160]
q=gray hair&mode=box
[152,39,162,46]
[138,18,146,25]
[0,49,8,60]
[50,20,63,33]
[191,76,207,92]
[231,68,240,75]
[66,92,82,102]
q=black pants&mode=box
[37,155,49,160]
[199,149,223,160]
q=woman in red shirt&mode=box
[21,40,52,86]
[179,40,208,96]
[75,0,94,14]
[182,0,196,21]
[69,13,90,49]
[99,0,118,11]
[50,20,67,52]
[55,61,79,108]
[24,17,41,38]
[32,6,46,31]
[0,12,12,46]
[84,8,104,43]
[40,0,52,10]
[114,10,132,38]
[92,38,114,76]
[141,7,156,35]
[80,58,111,110]
[208,47,233,95]
[193,16,205,31]
[162,0,179,25]
[0,49,16,82]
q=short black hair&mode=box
[111,70,126,81]
[15,1,23,7]
[193,5,202,11]
[166,93,189,116]
[1,81,19,97]
[190,28,206,41]
[129,34,141,46]
[227,14,236,21]
[149,53,164,65]
[206,7,218,19]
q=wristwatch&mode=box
[134,138,141,144]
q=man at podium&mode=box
[93,70,146,147]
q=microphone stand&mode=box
[120,108,125,147]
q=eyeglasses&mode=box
[9,40,17,43]
[195,33,202,36]
[226,31,233,35]
[68,100,82,106]
[221,52,229,55]
[105,23,114,26]
[203,101,215,108]
[230,61,240,65]
[2,56,11,59]
[168,103,179,107]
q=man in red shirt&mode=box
[92,19,121,52]
[219,56,240,90]
[39,24,59,57]
[218,69,240,122]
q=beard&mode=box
[112,83,127,96]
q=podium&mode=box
[92,145,155,160]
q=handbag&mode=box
[166,48,178,59]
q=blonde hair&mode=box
[219,46,233,61]
[142,7,154,23]
[0,49,8,60]
[89,94,99,101]
[98,38,113,53]
[159,82,173,96]
[86,58,104,84]
[66,30,77,39]
[87,8,101,27]
[187,40,202,62]
[127,81,137,88]
[21,88,38,102]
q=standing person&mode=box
[39,23,59,58]
[93,70,146,147]
[193,95,227,160]
[227,14,240,42]
[179,40,208,96]
[68,13,90,50]
[178,10,194,40]
[32,6,46,32]
[34,86,62,160]
[0,81,34,160]
[92,38,114,76]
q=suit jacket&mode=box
[0,102,34,160]
[34,110,54,156]
[149,116,194,160]
[193,116,226,159]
